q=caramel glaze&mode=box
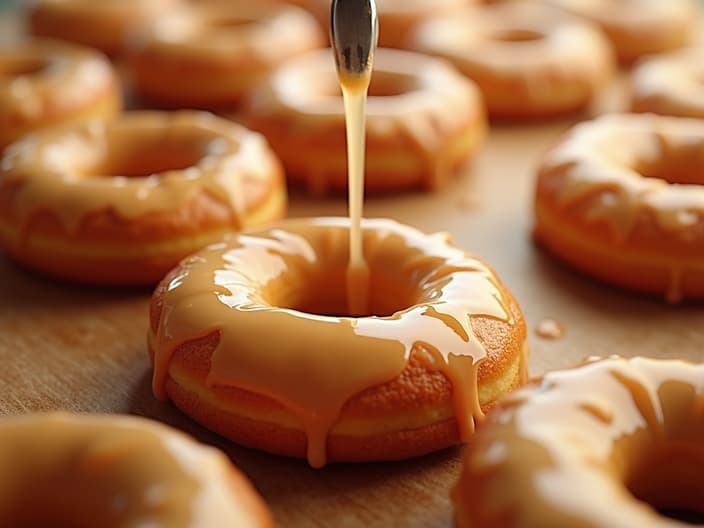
[535,113,704,301]
[0,39,120,152]
[149,217,527,467]
[239,48,486,194]
[0,111,285,284]
[128,2,325,109]
[410,2,615,119]
[453,356,704,528]
[0,111,279,234]
[0,413,272,527]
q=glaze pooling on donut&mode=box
[0,111,279,233]
[453,356,704,528]
[0,413,272,527]
[151,217,524,467]
[410,3,614,119]
[241,48,485,193]
[535,113,704,301]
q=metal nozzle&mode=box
[330,0,378,78]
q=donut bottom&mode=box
[0,185,286,285]
[149,332,528,464]
[534,202,704,302]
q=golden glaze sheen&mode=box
[0,111,286,285]
[632,48,704,119]
[128,2,324,109]
[544,0,698,63]
[240,48,486,194]
[453,356,704,528]
[534,114,704,302]
[0,39,120,152]
[29,0,180,56]
[0,413,272,527]
[149,217,527,467]
[410,3,614,119]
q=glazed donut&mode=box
[148,217,528,468]
[631,48,704,119]
[543,0,698,64]
[128,2,324,110]
[534,113,704,302]
[453,356,704,527]
[28,0,180,57]
[240,48,486,194]
[0,111,286,285]
[289,0,475,49]
[0,413,271,527]
[0,39,120,152]
[410,3,614,119]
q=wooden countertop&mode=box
[1,15,704,527]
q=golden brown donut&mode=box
[410,3,615,119]
[453,356,704,528]
[0,111,286,285]
[0,413,272,527]
[534,113,704,302]
[148,217,528,467]
[0,39,120,153]
[288,0,476,49]
[128,1,324,110]
[631,48,704,119]
[28,0,181,57]
[239,48,486,194]
[543,0,698,64]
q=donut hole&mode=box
[317,71,419,98]
[491,29,545,43]
[288,268,419,317]
[0,56,49,78]
[626,441,704,523]
[92,137,209,178]
[208,15,260,30]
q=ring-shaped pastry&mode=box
[148,217,528,467]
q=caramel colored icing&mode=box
[538,114,704,240]
[0,413,268,527]
[0,39,118,137]
[632,48,704,118]
[152,217,513,467]
[411,3,614,111]
[453,356,704,528]
[243,48,483,192]
[0,111,279,233]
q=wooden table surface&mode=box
[2,13,704,527]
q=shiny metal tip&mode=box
[330,0,378,77]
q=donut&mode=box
[289,0,475,49]
[28,0,180,57]
[543,0,698,64]
[410,3,615,120]
[453,356,704,527]
[534,113,704,302]
[0,39,120,153]
[0,111,286,285]
[128,2,324,110]
[148,217,528,468]
[631,48,704,119]
[0,413,272,527]
[239,48,486,194]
